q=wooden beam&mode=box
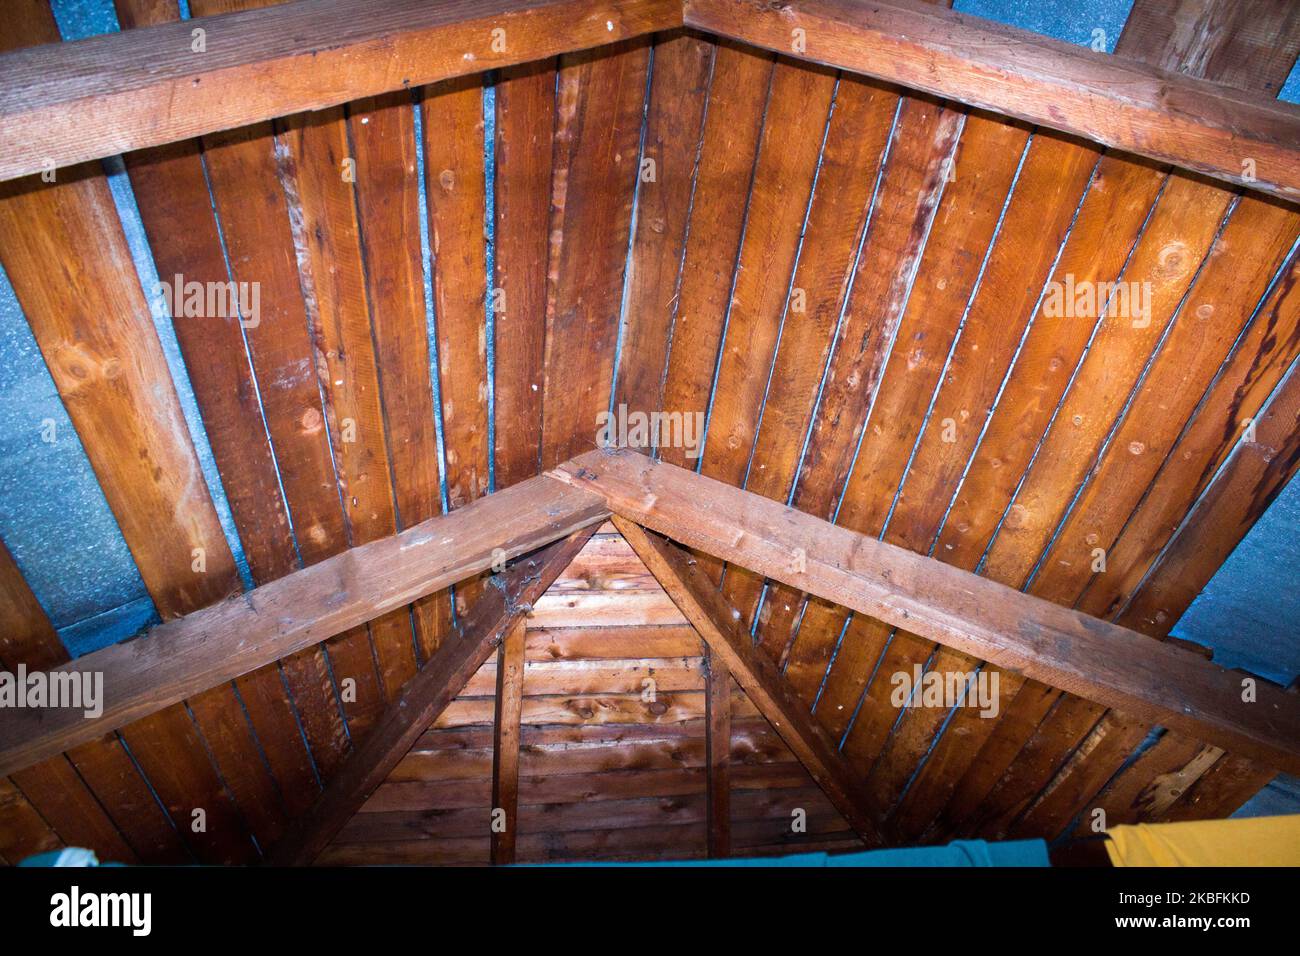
[0,0,681,183]
[267,528,595,865]
[556,451,1300,777]
[611,516,888,846]
[682,0,1300,203]
[490,619,526,865]
[0,475,606,777]
[704,647,731,858]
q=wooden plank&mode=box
[612,516,888,845]
[491,620,526,863]
[1116,0,1300,93]
[556,451,1300,775]
[924,5,1300,839]
[0,0,681,182]
[115,0,346,802]
[878,164,1228,825]
[423,74,490,509]
[682,0,1300,202]
[346,89,452,663]
[267,527,596,865]
[693,57,837,505]
[800,131,1102,747]
[613,31,714,415]
[762,109,1029,668]
[0,475,607,777]
[0,178,240,617]
[656,39,774,470]
[540,40,651,466]
[0,0,268,866]
[493,58,556,488]
[714,71,906,619]
[705,649,731,857]
[524,624,702,659]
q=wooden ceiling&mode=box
[0,0,1298,865]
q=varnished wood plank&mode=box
[493,59,557,488]
[682,0,1300,201]
[267,527,596,865]
[613,31,713,415]
[0,0,682,182]
[556,451,1300,775]
[657,41,773,468]
[0,475,607,776]
[540,40,652,466]
[424,75,491,509]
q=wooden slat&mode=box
[682,0,1300,202]
[0,0,680,182]
[657,41,773,468]
[612,516,887,845]
[613,31,713,415]
[0,475,607,777]
[267,527,596,865]
[556,451,1300,775]
[490,621,526,864]
[493,59,557,488]
[540,40,652,466]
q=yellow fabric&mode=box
[1104,815,1300,867]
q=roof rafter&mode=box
[613,516,891,846]
[684,0,1300,202]
[267,527,597,866]
[0,474,607,777]
[0,0,681,182]
[552,450,1300,777]
[0,0,1295,204]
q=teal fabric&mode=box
[537,838,1051,867]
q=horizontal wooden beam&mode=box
[267,528,595,866]
[614,517,889,847]
[683,0,1300,203]
[0,0,680,183]
[0,475,606,777]
[553,450,1300,776]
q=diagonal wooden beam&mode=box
[612,516,889,846]
[683,0,1300,203]
[490,619,527,865]
[0,0,681,183]
[267,527,596,866]
[556,451,1300,777]
[0,474,606,777]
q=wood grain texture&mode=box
[268,526,596,865]
[540,40,651,466]
[682,0,1300,201]
[0,476,607,776]
[490,620,526,863]
[0,0,681,182]
[556,450,1300,775]
[613,516,888,845]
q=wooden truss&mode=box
[0,0,1297,200]
[3,449,1297,863]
